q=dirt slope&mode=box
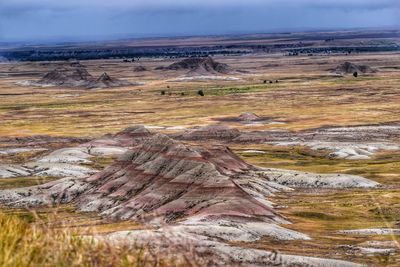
[156,57,231,75]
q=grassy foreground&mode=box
[0,211,201,267]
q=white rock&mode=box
[0,164,31,178]
[260,168,379,188]
[338,228,400,235]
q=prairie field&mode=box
[1,42,400,266]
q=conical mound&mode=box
[34,66,132,89]
[238,112,262,122]
[0,133,286,225]
[333,61,375,75]
[158,57,231,75]
[79,134,281,222]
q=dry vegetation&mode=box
[1,53,399,137]
[0,209,207,267]
[1,46,400,266]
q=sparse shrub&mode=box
[353,72,358,78]
[180,92,185,96]
[275,80,279,83]
[263,80,267,84]
[197,90,204,96]
[269,81,273,84]
[161,90,166,95]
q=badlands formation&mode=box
[0,125,383,266]
[157,57,231,75]
[1,35,400,265]
[157,56,242,81]
[333,62,376,75]
[18,63,132,88]
[232,123,400,160]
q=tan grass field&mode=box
[1,50,399,266]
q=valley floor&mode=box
[0,51,399,266]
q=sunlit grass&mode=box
[0,210,204,267]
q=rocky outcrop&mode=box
[333,62,375,75]
[77,134,283,223]
[156,57,231,75]
[0,130,379,219]
[0,164,31,178]
[0,134,293,234]
[85,125,153,148]
[38,67,93,87]
[179,125,241,141]
[86,72,131,89]
[0,126,151,179]
[0,126,382,266]
[234,124,400,159]
[237,112,262,122]
[21,65,133,89]
[134,66,147,72]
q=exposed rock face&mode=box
[100,230,361,267]
[0,134,294,234]
[86,72,131,89]
[86,125,153,147]
[78,134,284,223]
[134,66,147,72]
[333,61,375,75]
[0,164,31,178]
[25,65,133,89]
[0,130,378,215]
[0,135,89,147]
[338,228,400,235]
[38,67,93,87]
[157,57,231,75]
[214,112,278,125]
[0,126,381,266]
[233,124,400,159]
[179,125,241,141]
[0,126,151,180]
[237,112,262,122]
[261,168,379,188]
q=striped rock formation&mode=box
[0,132,306,243]
[78,133,287,224]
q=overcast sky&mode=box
[0,0,399,42]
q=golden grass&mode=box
[1,53,400,136]
[233,144,400,266]
[1,52,400,265]
[235,145,400,185]
[254,189,400,267]
[0,210,204,267]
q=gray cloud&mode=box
[0,0,399,42]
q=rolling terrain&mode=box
[0,30,400,266]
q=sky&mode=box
[0,0,399,42]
